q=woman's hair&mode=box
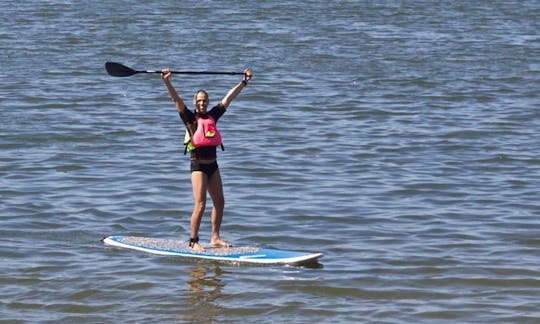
[193,89,209,101]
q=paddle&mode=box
[105,62,245,77]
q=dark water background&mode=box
[1,1,539,322]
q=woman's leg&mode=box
[207,169,229,247]
[190,171,207,252]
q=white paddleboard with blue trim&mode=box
[103,236,323,265]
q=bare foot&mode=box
[189,242,205,253]
[210,239,232,248]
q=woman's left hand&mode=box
[243,68,252,83]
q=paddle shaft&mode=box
[105,62,245,77]
[135,70,243,75]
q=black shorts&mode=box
[190,160,219,177]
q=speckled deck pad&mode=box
[116,236,260,256]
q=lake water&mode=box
[1,1,539,322]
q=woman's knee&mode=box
[193,200,206,213]
[213,196,225,210]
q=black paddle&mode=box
[105,62,245,77]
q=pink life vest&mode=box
[190,115,222,148]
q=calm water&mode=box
[1,1,539,322]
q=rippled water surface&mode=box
[1,1,539,322]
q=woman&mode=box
[161,67,252,252]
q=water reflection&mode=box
[184,263,225,322]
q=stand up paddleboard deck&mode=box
[103,236,323,265]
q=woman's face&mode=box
[193,91,209,114]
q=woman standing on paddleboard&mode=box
[161,67,252,252]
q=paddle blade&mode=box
[105,62,138,77]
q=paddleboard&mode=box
[103,236,323,265]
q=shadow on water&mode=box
[295,259,324,269]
